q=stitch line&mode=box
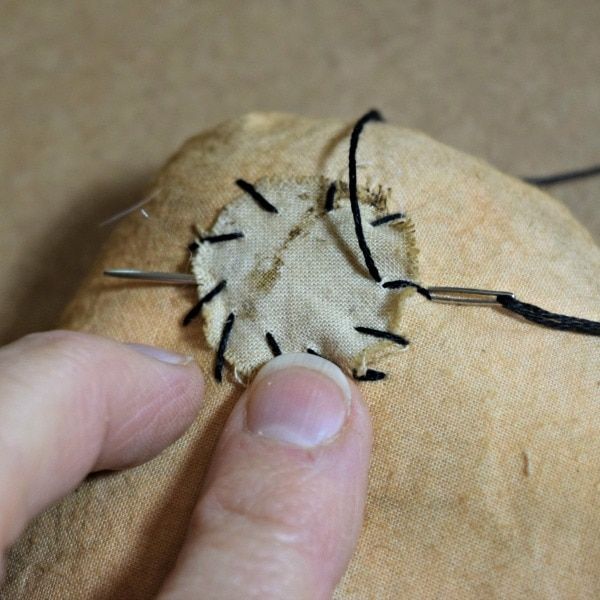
[371,212,405,227]
[383,279,432,300]
[265,331,282,356]
[182,279,227,326]
[325,182,336,212]
[236,179,279,213]
[353,368,386,381]
[354,326,409,347]
[215,312,235,382]
[201,232,245,244]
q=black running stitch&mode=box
[370,212,405,227]
[201,232,245,244]
[354,326,409,347]
[348,110,384,282]
[189,232,244,253]
[182,280,227,326]
[235,178,279,213]
[308,350,387,380]
[325,182,337,212]
[353,368,386,381]
[383,279,432,300]
[265,331,282,356]
[215,312,235,382]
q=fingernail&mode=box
[126,343,193,366]
[246,353,351,448]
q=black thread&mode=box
[235,179,278,213]
[188,241,199,253]
[215,312,235,382]
[523,165,600,186]
[201,232,245,244]
[349,110,384,282]
[497,295,600,336]
[325,182,336,212]
[354,326,409,347]
[370,212,405,227]
[308,350,385,381]
[383,279,432,300]
[182,280,226,326]
[265,331,282,356]
[353,368,386,381]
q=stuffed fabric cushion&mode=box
[3,113,599,599]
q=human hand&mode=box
[0,331,372,599]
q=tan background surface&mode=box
[1,0,599,345]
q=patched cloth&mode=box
[3,113,600,599]
[192,176,417,378]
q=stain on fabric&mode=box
[191,175,418,378]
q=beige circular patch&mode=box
[191,175,419,379]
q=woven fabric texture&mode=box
[3,113,599,599]
[192,176,416,378]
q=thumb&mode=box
[158,353,373,600]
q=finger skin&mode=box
[158,368,372,600]
[0,330,204,576]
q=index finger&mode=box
[0,330,203,575]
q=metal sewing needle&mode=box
[427,287,515,306]
[104,269,196,285]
